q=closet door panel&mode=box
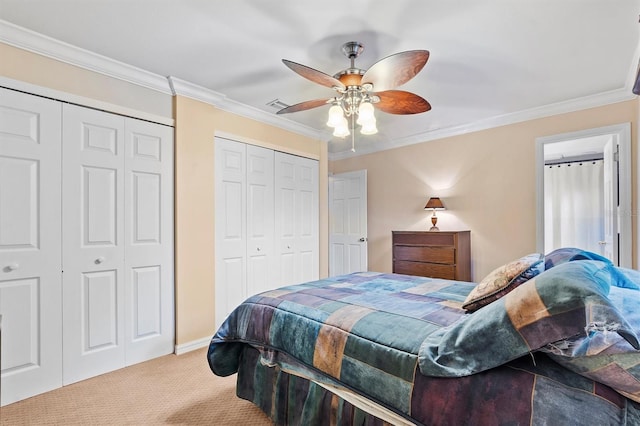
[275,161,296,286]
[275,187,298,286]
[82,270,119,348]
[0,88,62,405]
[62,104,125,385]
[296,157,319,282]
[0,157,38,247]
[83,166,118,244]
[275,152,319,286]
[215,139,247,327]
[123,118,174,365]
[246,145,274,295]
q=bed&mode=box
[207,248,640,425]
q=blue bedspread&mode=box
[208,265,640,425]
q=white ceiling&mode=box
[1,0,639,158]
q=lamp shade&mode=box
[424,197,445,210]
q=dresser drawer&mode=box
[393,261,456,280]
[392,232,455,246]
[394,245,455,264]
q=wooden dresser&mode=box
[392,231,471,281]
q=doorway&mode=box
[329,170,368,276]
[535,123,631,267]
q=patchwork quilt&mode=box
[208,261,640,425]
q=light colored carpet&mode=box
[0,348,273,425]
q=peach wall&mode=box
[330,101,638,282]
[174,96,328,345]
[0,42,172,118]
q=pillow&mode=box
[541,284,640,402]
[544,247,612,270]
[615,267,640,290]
[462,253,544,312]
[418,260,639,378]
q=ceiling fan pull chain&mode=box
[351,114,355,152]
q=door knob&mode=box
[598,241,607,245]
[359,237,368,242]
[4,263,19,272]
[95,256,106,264]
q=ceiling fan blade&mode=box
[276,98,330,114]
[282,60,346,90]
[362,50,429,92]
[374,90,431,114]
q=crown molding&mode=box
[168,76,327,141]
[0,19,172,94]
[168,76,227,106]
[329,87,637,161]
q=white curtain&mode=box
[544,160,604,255]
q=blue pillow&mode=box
[419,260,639,378]
[544,247,612,270]
[613,267,640,290]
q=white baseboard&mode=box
[174,336,211,355]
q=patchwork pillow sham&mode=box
[544,247,612,270]
[541,283,640,402]
[462,253,544,312]
[418,260,639,378]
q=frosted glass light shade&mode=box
[333,117,350,137]
[360,120,378,135]
[326,105,344,127]
[356,101,375,125]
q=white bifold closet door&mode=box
[215,138,275,327]
[0,88,63,405]
[214,138,318,328]
[62,104,174,385]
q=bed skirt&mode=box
[236,345,396,425]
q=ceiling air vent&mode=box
[266,99,290,110]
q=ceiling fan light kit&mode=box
[277,41,432,151]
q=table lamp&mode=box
[424,197,445,231]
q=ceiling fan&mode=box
[277,41,431,146]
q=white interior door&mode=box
[246,145,274,296]
[329,170,368,276]
[62,104,126,385]
[214,138,247,327]
[123,118,174,365]
[603,139,618,263]
[0,88,62,405]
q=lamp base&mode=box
[429,213,439,231]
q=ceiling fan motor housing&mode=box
[341,41,364,59]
